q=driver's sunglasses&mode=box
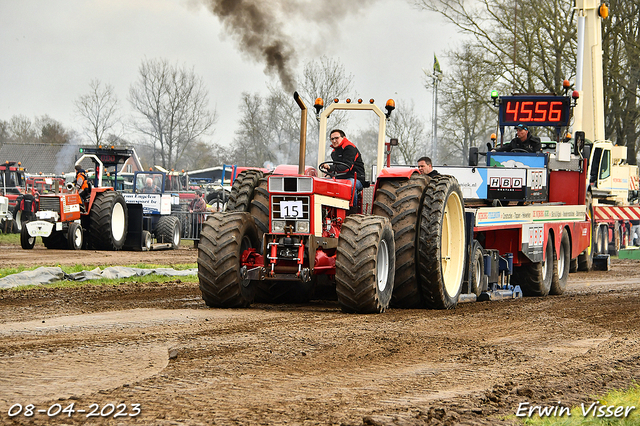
[330,137,340,141]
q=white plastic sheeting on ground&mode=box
[0,266,197,289]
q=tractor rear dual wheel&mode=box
[335,215,395,314]
[88,191,128,250]
[371,174,429,308]
[227,170,264,212]
[198,212,259,308]
[156,215,181,248]
[418,175,466,309]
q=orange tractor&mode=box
[20,153,130,250]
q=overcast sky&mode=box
[0,0,464,150]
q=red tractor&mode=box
[197,93,466,313]
[20,154,128,250]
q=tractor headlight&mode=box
[272,220,286,233]
[295,221,309,233]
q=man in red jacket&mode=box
[321,129,366,210]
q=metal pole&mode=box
[433,76,438,164]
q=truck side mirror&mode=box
[582,143,591,161]
[469,147,479,166]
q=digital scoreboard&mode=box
[498,95,571,127]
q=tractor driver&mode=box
[320,129,366,210]
[74,164,91,210]
[492,123,542,153]
[143,177,160,193]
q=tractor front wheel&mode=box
[335,215,395,314]
[67,222,83,250]
[20,223,35,249]
[198,212,258,308]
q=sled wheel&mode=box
[469,240,485,297]
[142,230,152,251]
[512,231,554,297]
[578,191,593,271]
[550,228,570,295]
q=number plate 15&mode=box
[279,200,304,218]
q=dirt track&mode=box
[0,244,639,425]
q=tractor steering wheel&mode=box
[511,148,529,153]
[319,161,351,179]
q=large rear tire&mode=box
[335,215,395,314]
[156,215,181,248]
[88,191,128,251]
[249,177,270,237]
[418,175,466,309]
[371,174,429,308]
[198,212,258,308]
[550,229,570,295]
[226,170,264,212]
[512,232,553,297]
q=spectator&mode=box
[189,189,207,243]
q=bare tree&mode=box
[9,115,37,143]
[436,44,499,165]
[129,58,218,169]
[75,79,120,147]
[232,92,275,167]
[384,99,428,166]
[416,0,576,95]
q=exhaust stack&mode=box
[294,92,307,175]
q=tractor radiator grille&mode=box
[271,196,310,221]
[38,197,61,214]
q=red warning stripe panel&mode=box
[594,205,640,221]
[630,175,639,191]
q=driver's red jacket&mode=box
[330,137,366,184]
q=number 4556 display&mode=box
[499,95,571,127]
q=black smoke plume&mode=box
[202,0,380,92]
